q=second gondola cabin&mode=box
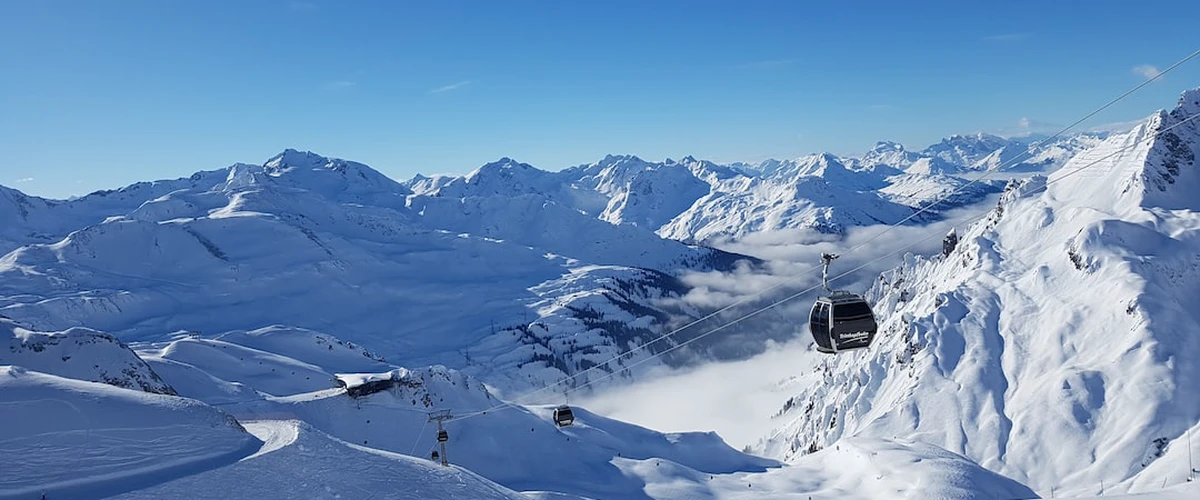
[553,405,575,427]
[809,291,878,353]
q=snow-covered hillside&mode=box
[136,334,1033,500]
[0,366,258,500]
[761,89,1200,497]
[1,317,175,394]
[110,420,529,500]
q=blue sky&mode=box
[3,0,1199,199]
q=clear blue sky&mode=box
[3,0,1199,199]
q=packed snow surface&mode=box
[111,420,527,500]
[0,366,258,500]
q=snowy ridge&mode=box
[137,329,394,401]
[1,317,175,394]
[761,90,1200,496]
[465,265,700,391]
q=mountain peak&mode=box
[478,157,534,171]
[600,153,647,164]
[240,149,413,202]
[1177,87,1200,115]
[870,141,906,153]
[265,149,332,170]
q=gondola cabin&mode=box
[809,291,877,354]
[437,429,449,443]
[553,405,575,427]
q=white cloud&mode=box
[578,337,818,449]
[1132,64,1161,80]
[682,207,978,310]
[429,80,471,94]
[15,177,34,183]
[576,199,1000,447]
[991,117,1062,138]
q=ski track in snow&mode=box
[240,420,301,461]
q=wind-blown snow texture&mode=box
[762,90,1200,497]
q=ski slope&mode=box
[0,366,259,500]
[111,420,527,500]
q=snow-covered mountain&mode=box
[760,89,1200,497]
[921,132,1107,174]
[4,81,1189,498]
[0,122,1115,399]
[403,137,1056,245]
[0,149,761,394]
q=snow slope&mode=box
[626,437,1034,500]
[148,355,1033,500]
[163,362,774,500]
[762,89,1200,497]
[1,317,175,394]
[111,420,527,500]
[0,366,258,500]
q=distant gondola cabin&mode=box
[553,405,575,427]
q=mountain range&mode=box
[1,88,1196,499]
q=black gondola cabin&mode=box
[808,253,878,354]
[809,291,877,353]
[553,405,575,427]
